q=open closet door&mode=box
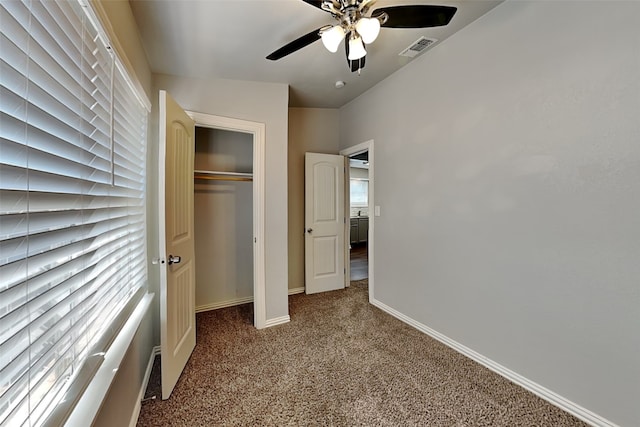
[159,90,196,399]
[305,153,345,294]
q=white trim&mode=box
[343,156,350,287]
[129,345,160,427]
[196,296,254,313]
[340,140,374,300]
[370,297,619,427]
[65,293,154,427]
[196,288,305,313]
[186,111,267,330]
[264,315,291,328]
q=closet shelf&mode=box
[194,169,253,182]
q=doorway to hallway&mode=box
[341,140,374,300]
[350,243,368,281]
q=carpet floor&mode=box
[137,280,587,426]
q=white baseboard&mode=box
[129,345,160,427]
[370,298,618,427]
[196,288,304,313]
[264,315,290,328]
[196,296,254,313]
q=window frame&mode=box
[350,178,369,208]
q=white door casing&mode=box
[343,155,350,287]
[186,111,267,329]
[305,153,345,294]
[159,91,196,399]
[340,140,374,301]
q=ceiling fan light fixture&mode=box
[321,25,345,53]
[355,17,380,44]
[348,35,366,60]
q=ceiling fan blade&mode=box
[374,5,457,28]
[266,28,322,60]
[300,0,324,10]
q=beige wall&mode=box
[152,73,290,322]
[288,108,341,290]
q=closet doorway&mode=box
[188,111,266,329]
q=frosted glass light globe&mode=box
[355,17,381,44]
[321,25,346,53]
[348,36,366,60]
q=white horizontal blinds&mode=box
[0,0,148,425]
[111,64,147,300]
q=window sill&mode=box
[64,293,154,427]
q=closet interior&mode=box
[193,126,253,312]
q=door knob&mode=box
[168,254,181,265]
[306,228,313,233]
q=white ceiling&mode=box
[130,0,502,108]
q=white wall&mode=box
[153,73,290,322]
[339,1,640,425]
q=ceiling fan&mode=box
[266,0,457,72]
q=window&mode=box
[0,1,149,425]
[350,178,369,207]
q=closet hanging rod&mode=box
[194,174,252,182]
[194,170,253,177]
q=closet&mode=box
[193,126,253,312]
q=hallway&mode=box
[350,243,368,281]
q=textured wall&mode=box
[339,1,640,425]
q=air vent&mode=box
[399,37,438,58]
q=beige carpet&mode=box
[137,280,587,426]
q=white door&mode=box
[305,153,345,294]
[159,91,196,399]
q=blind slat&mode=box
[0,0,148,424]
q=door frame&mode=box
[340,140,374,302]
[187,111,267,329]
